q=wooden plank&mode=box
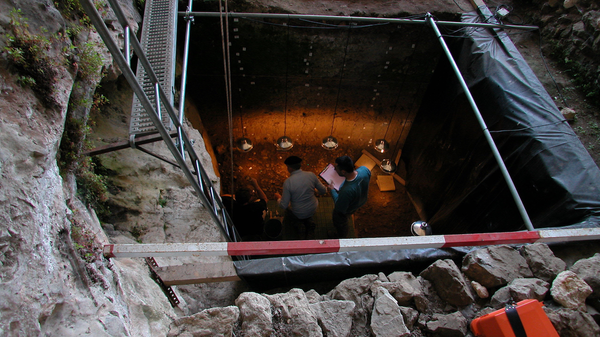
[155,262,240,285]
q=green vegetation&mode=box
[3,9,59,108]
[131,224,148,242]
[77,42,105,80]
[551,41,600,106]
[70,222,101,263]
[158,196,168,207]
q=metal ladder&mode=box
[129,0,176,135]
[79,0,241,244]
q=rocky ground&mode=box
[166,243,600,336]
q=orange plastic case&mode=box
[470,299,559,337]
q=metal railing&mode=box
[79,0,241,243]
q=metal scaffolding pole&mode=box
[425,13,535,231]
[178,11,539,31]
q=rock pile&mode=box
[167,243,600,336]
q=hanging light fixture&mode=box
[323,21,352,150]
[235,89,253,152]
[277,20,293,151]
[322,135,339,151]
[374,139,390,153]
[380,158,397,173]
[378,97,397,172]
[236,137,253,152]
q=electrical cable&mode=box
[330,21,352,136]
[219,0,235,197]
[537,30,569,108]
[452,0,469,12]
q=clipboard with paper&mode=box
[320,164,346,191]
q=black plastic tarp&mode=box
[234,248,470,291]
[234,13,600,289]
[402,13,600,234]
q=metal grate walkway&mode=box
[129,0,177,135]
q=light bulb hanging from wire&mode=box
[235,89,253,152]
[379,40,419,173]
[277,20,293,151]
[323,21,353,150]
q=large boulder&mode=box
[385,271,423,306]
[490,278,549,308]
[423,311,468,337]
[546,307,600,336]
[328,274,378,336]
[462,246,533,288]
[167,306,239,337]
[420,259,474,307]
[235,292,273,337]
[551,271,593,311]
[570,253,600,305]
[370,287,410,337]
[520,243,566,283]
[265,288,322,337]
[310,300,355,337]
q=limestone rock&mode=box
[508,278,550,302]
[570,253,600,299]
[551,271,593,310]
[310,300,355,337]
[235,292,273,337]
[424,311,468,337]
[329,274,378,336]
[490,286,513,309]
[167,306,239,337]
[305,289,323,304]
[561,107,576,121]
[399,306,419,330]
[415,277,448,314]
[420,259,474,307]
[490,277,549,308]
[462,245,533,288]
[386,271,422,306]
[520,243,566,282]
[546,307,600,336]
[266,288,322,337]
[471,281,489,299]
[370,287,410,337]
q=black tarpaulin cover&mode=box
[234,13,600,289]
[402,13,600,234]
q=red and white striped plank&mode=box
[103,227,600,258]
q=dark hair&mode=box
[335,155,354,173]
[235,187,253,205]
[284,156,302,170]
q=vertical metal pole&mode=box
[154,83,161,120]
[176,0,194,160]
[426,14,535,231]
[124,26,130,67]
[178,0,193,125]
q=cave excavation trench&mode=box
[83,0,600,291]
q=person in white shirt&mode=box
[275,156,327,239]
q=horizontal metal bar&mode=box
[178,11,539,31]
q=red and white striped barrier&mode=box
[103,227,600,258]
